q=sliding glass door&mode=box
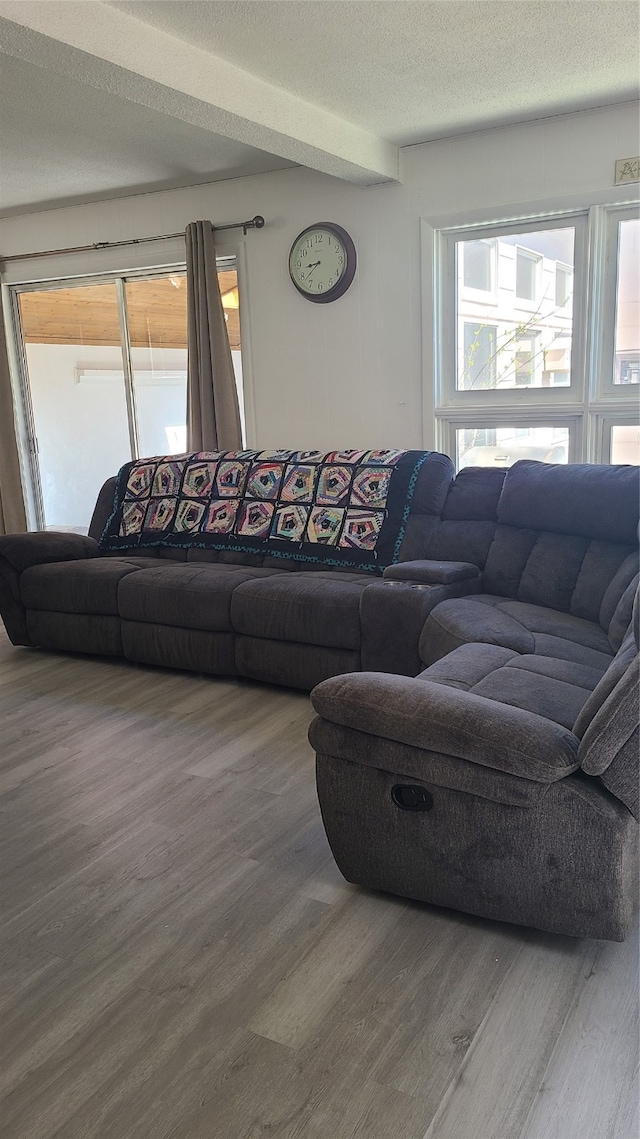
[13,262,240,531]
[124,273,189,457]
[17,280,133,532]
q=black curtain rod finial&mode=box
[242,216,265,235]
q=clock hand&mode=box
[306,261,321,276]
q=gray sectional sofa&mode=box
[310,461,640,941]
[0,450,463,691]
[1,454,638,940]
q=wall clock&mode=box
[288,222,357,303]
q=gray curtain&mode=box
[186,220,242,452]
[0,292,27,534]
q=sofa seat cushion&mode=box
[117,563,285,632]
[20,558,148,615]
[420,595,614,670]
[231,571,373,650]
[420,642,604,729]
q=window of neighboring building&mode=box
[556,264,572,309]
[462,239,494,293]
[515,248,541,302]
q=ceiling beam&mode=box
[0,1,400,186]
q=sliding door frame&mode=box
[7,257,238,529]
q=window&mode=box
[431,204,639,467]
[462,239,494,293]
[611,425,640,464]
[556,264,572,309]
[458,428,497,453]
[12,262,242,530]
[515,248,540,302]
[456,424,569,469]
[454,225,575,395]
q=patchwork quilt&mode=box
[100,448,431,572]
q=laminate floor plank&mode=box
[297,903,524,1102]
[519,925,640,1139]
[422,931,604,1139]
[0,628,637,1139]
[250,888,408,1048]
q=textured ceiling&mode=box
[110,0,640,144]
[0,0,638,217]
[0,54,296,217]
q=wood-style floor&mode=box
[1,625,638,1139]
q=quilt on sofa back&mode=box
[99,448,433,572]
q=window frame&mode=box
[441,413,582,472]
[594,414,640,465]
[439,211,588,413]
[592,206,640,402]
[425,202,639,467]
[7,253,246,530]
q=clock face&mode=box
[288,223,356,302]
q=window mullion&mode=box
[584,204,609,406]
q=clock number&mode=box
[317,282,323,292]
[296,259,302,268]
[301,248,308,257]
[315,233,323,243]
[337,255,343,265]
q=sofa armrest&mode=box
[311,671,579,783]
[0,532,99,573]
[383,559,481,585]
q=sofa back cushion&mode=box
[494,460,639,545]
[481,461,639,620]
[88,476,118,542]
[398,466,504,566]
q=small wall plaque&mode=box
[614,157,640,185]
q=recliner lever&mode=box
[391,785,433,811]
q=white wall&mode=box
[2,102,638,463]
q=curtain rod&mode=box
[0,215,265,265]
